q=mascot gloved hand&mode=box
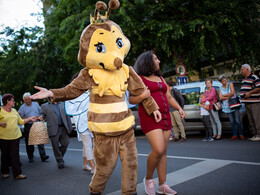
[31,0,159,194]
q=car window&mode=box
[178,87,200,105]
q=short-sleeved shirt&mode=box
[19,102,41,124]
[200,101,210,116]
[240,73,260,103]
[0,108,24,140]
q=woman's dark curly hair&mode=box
[2,94,14,106]
[134,51,162,77]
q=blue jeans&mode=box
[227,109,243,136]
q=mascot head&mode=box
[78,0,130,71]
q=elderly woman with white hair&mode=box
[218,74,244,140]
[240,64,260,141]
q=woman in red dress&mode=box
[130,51,185,195]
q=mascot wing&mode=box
[65,90,135,134]
[65,91,90,116]
[65,91,90,134]
[77,111,89,134]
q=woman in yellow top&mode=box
[0,94,36,179]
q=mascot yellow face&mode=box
[86,23,130,71]
[78,0,130,71]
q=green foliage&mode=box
[0,26,45,106]
[118,0,259,75]
[0,0,259,105]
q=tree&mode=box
[0,26,45,106]
[1,0,259,105]
[28,0,260,77]
[116,0,260,76]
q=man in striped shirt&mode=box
[240,64,260,141]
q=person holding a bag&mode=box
[201,78,222,140]
[218,75,244,140]
[0,94,36,179]
[18,92,49,162]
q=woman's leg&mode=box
[88,159,95,170]
[227,112,237,136]
[156,130,171,185]
[210,110,222,136]
[234,109,243,136]
[0,139,11,175]
[80,133,95,169]
[83,157,87,166]
[145,129,165,180]
[10,138,22,178]
[209,110,217,136]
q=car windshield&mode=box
[178,87,200,105]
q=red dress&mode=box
[138,76,172,134]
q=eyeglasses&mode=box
[9,99,15,102]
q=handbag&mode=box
[228,96,241,110]
[213,101,222,111]
[28,122,49,145]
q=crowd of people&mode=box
[0,93,96,180]
[197,64,260,142]
[0,59,259,195]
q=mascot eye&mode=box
[94,42,106,53]
[116,38,124,49]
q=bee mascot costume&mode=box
[31,0,159,194]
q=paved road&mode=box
[1,132,260,195]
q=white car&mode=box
[132,81,251,135]
[173,81,250,134]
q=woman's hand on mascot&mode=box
[30,86,53,100]
[153,110,162,123]
[141,87,151,100]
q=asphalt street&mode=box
[1,131,260,195]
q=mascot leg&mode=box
[119,129,138,195]
[89,130,138,194]
[89,134,120,194]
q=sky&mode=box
[0,0,44,32]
